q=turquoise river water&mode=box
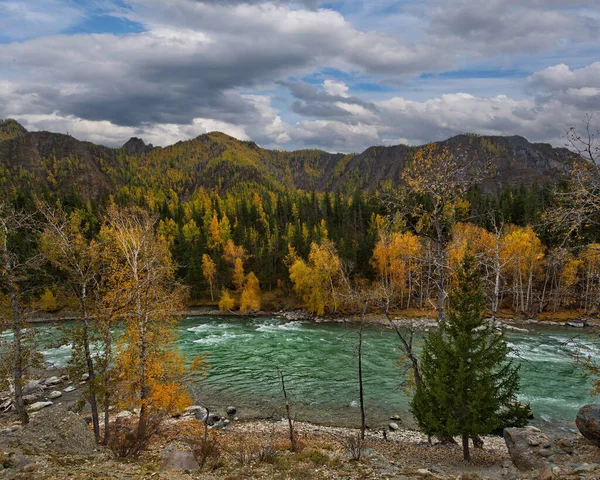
[3,316,598,432]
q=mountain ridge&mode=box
[0,119,575,201]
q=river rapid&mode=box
[5,316,598,433]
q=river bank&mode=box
[25,305,600,332]
[2,403,599,479]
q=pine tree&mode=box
[410,252,520,461]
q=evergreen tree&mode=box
[410,252,520,461]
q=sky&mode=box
[0,0,598,153]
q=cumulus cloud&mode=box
[0,0,598,152]
[526,63,600,110]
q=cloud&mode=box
[0,0,85,41]
[0,0,598,153]
[526,63,600,110]
[425,0,599,54]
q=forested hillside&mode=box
[0,118,595,317]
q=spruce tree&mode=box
[410,252,520,461]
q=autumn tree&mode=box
[39,203,104,441]
[0,204,41,424]
[101,204,191,448]
[218,289,235,311]
[411,253,520,461]
[201,254,216,301]
[289,239,345,315]
[400,143,491,322]
[371,229,422,310]
[501,225,545,314]
[240,271,261,312]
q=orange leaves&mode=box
[289,239,344,315]
[240,272,261,313]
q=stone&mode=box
[44,376,61,386]
[504,427,549,471]
[205,414,221,426]
[64,386,76,393]
[388,422,400,431]
[573,463,598,473]
[27,401,53,412]
[81,373,90,381]
[389,414,402,421]
[539,448,553,457]
[226,406,237,415]
[17,408,97,454]
[22,380,45,396]
[48,391,62,400]
[116,410,134,420]
[576,404,600,447]
[556,437,574,454]
[566,321,586,328]
[538,464,554,480]
[160,449,200,471]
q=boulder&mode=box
[226,406,237,416]
[17,408,97,454]
[22,380,45,397]
[389,422,400,431]
[48,391,62,400]
[504,426,550,471]
[160,449,200,471]
[576,404,600,447]
[27,401,53,412]
[44,376,61,386]
[63,386,76,393]
[81,373,90,381]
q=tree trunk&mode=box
[80,287,100,442]
[358,320,366,440]
[3,232,28,425]
[462,434,471,461]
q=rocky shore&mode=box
[2,399,600,479]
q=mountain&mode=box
[0,119,575,201]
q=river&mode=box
[6,316,599,433]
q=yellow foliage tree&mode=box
[101,204,190,444]
[219,289,235,311]
[501,225,545,313]
[240,272,261,312]
[38,288,59,312]
[232,257,245,292]
[371,231,422,309]
[289,239,344,315]
[201,254,217,301]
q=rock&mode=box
[226,406,237,415]
[81,373,90,381]
[48,390,62,400]
[566,320,586,328]
[116,410,134,419]
[538,464,554,480]
[504,427,549,471]
[573,463,598,473]
[17,407,97,454]
[390,414,402,421]
[556,437,574,454]
[27,401,53,412]
[44,376,61,386]
[160,449,200,471]
[194,408,209,422]
[206,414,221,426]
[576,404,600,446]
[22,380,45,396]
[63,386,76,393]
[388,422,400,431]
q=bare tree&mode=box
[39,202,103,441]
[276,364,297,452]
[0,204,41,424]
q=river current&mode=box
[4,316,598,433]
